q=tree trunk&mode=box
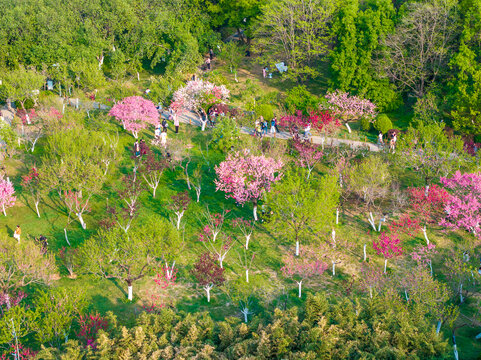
[201,120,206,131]
[195,188,201,202]
[185,166,191,190]
[77,213,86,229]
[425,184,430,197]
[152,184,158,198]
[31,137,39,152]
[368,212,377,231]
[253,204,258,221]
[422,226,430,245]
[345,123,352,133]
[176,211,184,230]
[204,285,212,302]
[331,229,336,245]
[245,269,249,283]
[297,280,302,298]
[64,228,70,246]
[460,284,464,303]
[404,290,409,301]
[363,244,367,261]
[436,321,442,335]
[377,217,384,232]
[127,283,133,301]
[2,204,6,216]
[336,208,339,225]
[245,234,251,249]
[332,261,336,276]
[137,72,140,81]
[429,260,433,276]
[384,258,388,274]
[242,308,249,323]
[369,286,372,299]
[35,200,40,218]
[295,240,299,256]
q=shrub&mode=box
[359,117,372,131]
[284,86,319,115]
[255,104,274,121]
[374,114,393,134]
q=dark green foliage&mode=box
[255,104,275,121]
[284,86,319,115]
[359,117,372,131]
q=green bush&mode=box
[359,117,372,131]
[374,114,393,134]
[255,104,274,121]
[284,85,318,115]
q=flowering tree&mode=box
[373,232,403,273]
[232,217,255,249]
[21,167,42,218]
[215,150,283,220]
[440,171,481,238]
[108,96,159,138]
[408,185,449,244]
[200,208,230,242]
[281,246,328,298]
[76,313,108,349]
[280,110,340,139]
[171,80,230,131]
[325,90,377,133]
[0,177,16,216]
[193,252,225,302]
[411,243,437,276]
[358,262,386,298]
[198,227,234,269]
[169,191,191,230]
[292,140,323,179]
[140,149,167,198]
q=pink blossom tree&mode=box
[280,110,340,141]
[200,208,230,242]
[0,177,16,216]
[108,96,159,138]
[408,184,450,244]
[358,262,386,298]
[292,140,323,179]
[281,245,328,298]
[440,171,481,238]
[172,80,230,131]
[193,252,225,302]
[215,150,283,220]
[325,90,377,133]
[411,243,437,276]
[21,167,42,217]
[373,231,403,273]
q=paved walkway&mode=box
[163,110,381,152]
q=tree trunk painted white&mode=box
[336,208,339,225]
[422,226,430,245]
[429,260,433,276]
[77,213,86,229]
[245,234,251,250]
[369,286,373,299]
[62,103,65,114]
[185,168,191,190]
[245,269,249,283]
[363,244,367,261]
[137,72,140,81]
[204,285,213,302]
[384,258,388,274]
[195,187,201,202]
[331,229,336,245]
[295,241,300,256]
[2,204,6,216]
[404,290,409,301]
[87,110,90,118]
[201,120,207,131]
[368,212,377,231]
[454,344,459,360]
[132,131,138,139]
[152,184,158,198]
[64,228,70,246]
[475,332,481,340]
[176,211,184,230]
[345,123,352,133]
[128,285,133,301]
[165,261,176,280]
[378,217,385,232]
[339,173,343,188]
[332,261,336,276]
[31,136,39,152]
[212,231,219,242]
[297,280,302,298]
[76,98,79,109]
[436,321,442,335]
[253,205,258,221]
[460,284,464,303]
[35,201,40,218]
[241,308,249,323]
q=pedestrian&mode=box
[273,116,280,133]
[155,124,161,139]
[304,124,311,139]
[162,118,168,132]
[209,48,214,60]
[262,67,266,78]
[255,121,262,138]
[174,113,180,134]
[378,132,383,146]
[206,58,211,70]
[134,140,140,157]
[262,119,268,136]
[13,225,21,243]
[270,117,277,134]
[161,129,168,148]
[139,139,147,156]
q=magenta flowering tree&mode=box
[358,262,386,298]
[325,90,377,133]
[440,171,481,238]
[0,177,16,216]
[411,243,437,276]
[215,150,283,220]
[373,231,403,273]
[108,96,159,138]
[171,80,230,131]
[281,245,328,298]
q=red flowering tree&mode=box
[325,90,377,133]
[280,110,340,139]
[21,167,42,218]
[407,184,449,244]
[292,140,323,179]
[373,231,403,273]
[440,171,481,238]
[281,245,328,298]
[108,96,159,138]
[215,150,283,220]
[0,177,16,216]
[193,252,225,302]
[76,313,108,349]
[169,191,191,230]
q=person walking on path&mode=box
[155,124,161,139]
[14,225,21,243]
[209,48,214,60]
[134,140,140,157]
[162,118,168,132]
[378,132,383,146]
[262,119,268,137]
[304,123,312,139]
[255,120,262,138]
[270,118,278,135]
[206,58,211,70]
[161,129,168,148]
[174,113,180,134]
[262,67,267,78]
